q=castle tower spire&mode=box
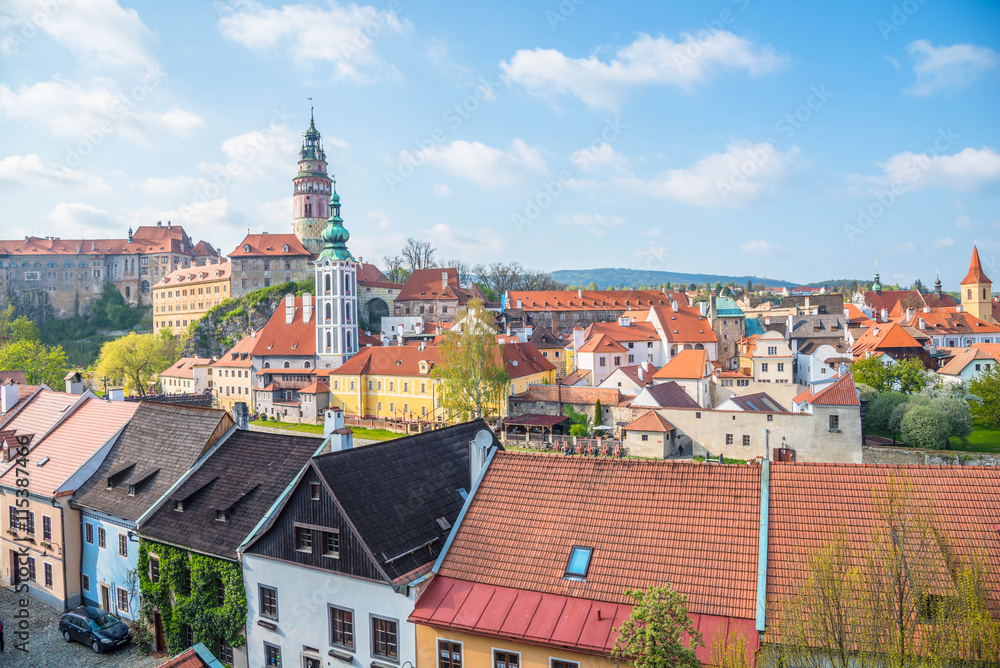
[292,105,332,256]
[872,260,882,296]
[314,179,357,369]
[960,243,995,323]
[934,270,942,299]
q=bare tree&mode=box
[381,255,408,283]
[445,260,471,287]
[401,238,437,271]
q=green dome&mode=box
[318,189,354,261]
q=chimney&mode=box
[302,293,313,324]
[637,367,643,381]
[880,308,887,322]
[324,408,353,451]
[525,325,533,338]
[699,302,708,317]
[710,294,717,320]
[923,306,931,313]
[1,382,19,414]
[573,327,585,351]
[285,293,295,324]
[442,271,448,291]
[765,315,771,326]
[65,373,84,395]
[578,288,583,299]
[918,317,925,330]
[107,388,125,402]
[618,315,631,327]
[906,307,914,321]
[671,300,679,312]
[642,360,651,373]
[956,305,963,313]
[517,299,522,309]
[804,296,811,312]
[470,429,493,482]
[232,402,249,430]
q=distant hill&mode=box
[549,268,799,289]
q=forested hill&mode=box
[549,268,798,289]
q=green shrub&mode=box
[931,397,973,440]
[900,405,951,449]
[867,392,909,433]
[855,383,879,402]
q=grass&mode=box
[250,420,400,441]
[870,426,1000,454]
[693,455,749,464]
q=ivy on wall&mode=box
[138,539,247,665]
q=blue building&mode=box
[73,402,234,618]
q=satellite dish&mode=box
[474,430,493,449]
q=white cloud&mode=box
[0,154,110,193]
[0,0,156,69]
[740,240,782,255]
[601,141,798,207]
[860,146,1000,193]
[501,31,786,110]
[45,202,116,237]
[367,209,391,230]
[431,183,451,196]
[905,40,999,96]
[218,0,408,84]
[401,139,547,189]
[429,223,506,260]
[570,142,628,171]
[556,213,625,237]
[123,198,245,245]
[932,236,955,249]
[0,77,204,148]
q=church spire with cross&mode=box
[292,103,333,256]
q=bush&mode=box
[931,397,973,440]
[855,383,879,402]
[900,405,951,449]
[867,392,909,433]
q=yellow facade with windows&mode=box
[416,626,615,668]
[327,372,443,421]
[152,259,232,336]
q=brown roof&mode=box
[581,320,658,343]
[356,262,389,283]
[559,369,591,386]
[159,357,213,379]
[792,373,860,406]
[607,363,658,390]
[0,370,27,385]
[510,384,621,406]
[227,233,311,258]
[436,452,762,618]
[654,349,709,379]
[395,267,483,303]
[894,308,1000,336]
[330,341,552,380]
[250,297,316,358]
[623,410,675,432]
[155,259,231,288]
[961,245,992,285]
[863,289,957,315]
[527,325,567,350]
[631,380,701,409]
[851,321,924,359]
[507,289,677,312]
[577,332,627,354]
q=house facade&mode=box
[393,268,484,322]
[228,234,312,299]
[152,258,232,336]
[738,331,795,383]
[159,357,214,395]
[211,334,258,413]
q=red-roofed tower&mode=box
[960,244,995,324]
[292,106,333,256]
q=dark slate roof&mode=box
[138,429,323,560]
[312,419,501,582]
[726,392,789,413]
[73,402,233,521]
[636,381,701,409]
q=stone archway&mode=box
[364,297,389,329]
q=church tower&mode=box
[315,182,359,368]
[292,107,332,256]
[960,244,995,324]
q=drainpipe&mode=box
[53,496,69,612]
[755,457,771,632]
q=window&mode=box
[296,527,313,553]
[767,414,774,422]
[329,606,354,649]
[7,506,15,529]
[777,363,784,372]
[117,587,129,613]
[324,531,340,558]
[84,522,94,544]
[743,435,751,446]
[761,363,768,372]
[82,574,90,591]
[372,617,398,661]
[217,579,226,606]
[149,555,160,583]
[768,346,777,355]
[98,527,106,549]
[829,415,840,431]
[218,639,234,664]
[310,483,321,501]
[495,650,520,668]
[44,562,53,589]
[438,640,462,668]
[184,625,195,648]
[25,511,34,535]
[726,434,733,445]
[627,354,634,363]
[26,556,35,581]
[551,661,580,668]
[42,515,51,541]
[613,356,621,366]
[259,585,278,620]
[565,546,593,579]
[598,357,606,367]
[119,533,128,557]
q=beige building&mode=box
[211,333,257,413]
[159,357,214,395]
[152,258,232,336]
[738,330,795,383]
[228,233,312,298]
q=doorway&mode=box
[153,611,166,652]
[10,550,20,584]
[100,583,110,611]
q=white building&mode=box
[314,185,359,369]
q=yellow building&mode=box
[960,244,996,324]
[152,258,232,336]
[211,333,257,413]
[327,342,555,422]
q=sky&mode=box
[0,0,998,289]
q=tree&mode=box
[968,364,1000,427]
[867,391,909,433]
[893,357,930,394]
[611,583,703,668]
[445,260,471,287]
[594,399,603,430]
[852,356,928,394]
[381,255,409,283]
[586,281,598,290]
[899,405,950,449]
[850,356,897,393]
[930,397,973,441]
[0,338,68,388]
[94,332,172,396]
[431,300,509,421]
[400,237,437,271]
[564,405,590,437]
[688,283,697,292]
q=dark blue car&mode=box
[58,606,132,653]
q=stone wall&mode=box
[862,445,1000,466]
[394,297,460,321]
[358,285,400,328]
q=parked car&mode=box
[58,606,132,653]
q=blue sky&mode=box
[1,0,998,288]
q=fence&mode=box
[501,431,627,457]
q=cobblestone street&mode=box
[0,587,166,667]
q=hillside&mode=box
[549,268,798,289]
[182,279,314,358]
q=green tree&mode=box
[930,396,973,442]
[867,392,909,433]
[900,405,950,449]
[745,279,753,294]
[612,583,703,668]
[94,332,173,395]
[688,283,697,292]
[851,356,896,393]
[586,281,598,290]
[893,357,930,394]
[594,398,603,430]
[564,405,591,437]
[0,339,68,388]
[157,328,184,368]
[431,299,509,421]
[968,364,1000,427]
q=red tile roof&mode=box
[577,332,627,354]
[211,333,258,368]
[510,384,621,406]
[396,267,483,303]
[623,410,675,432]
[356,262,388,283]
[894,308,1000,335]
[227,233,311,258]
[581,320,658,343]
[792,373,859,406]
[654,349,709,379]
[0,225,211,257]
[559,369,591,386]
[159,357,213,379]
[863,289,956,315]
[508,290,677,312]
[298,381,330,394]
[330,342,552,379]
[606,363,658,390]
[937,347,996,376]
[250,297,316,357]
[155,260,231,288]
[961,245,992,285]
[648,306,718,344]
[851,321,924,359]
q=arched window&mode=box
[968,289,973,300]
[325,274,331,293]
[345,275,351,295]
[326,331,332,351]
[347,332,352,351]
[305,202,312,217]
[325,302,331,322]
[304,361,311,369]
[282,361,290,369]
[346,303,351,323]
[263,361,271,368]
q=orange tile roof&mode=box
[653,349,709,379]
[396,267,483,303]
[851,321,924,359]
[508,289,677,312]
[623,410,675,432]
[937,347,996,376]
[0,398,138,497]
[971,342,1000,361]
[648,306,718,344]
[894,308,1000,335]
[581,320,658,343]
[159,357,213,379]
[211,333,258,368]
[792,373,860,406]
[227,233,311,258]
[511,384,621,406]
[608,363,658,389]
[251,296,316,358]
[559,369,591,386]
[0,225,212,258]
[844,303,875,327]
[436,452,761,618]
[501,341,557,377]
[155,259,231,288]
[577,332,627,354]
[298,381,330,394]
[0,389,80,437]
[961,245,992,285]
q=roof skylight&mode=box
[565,545,593,579]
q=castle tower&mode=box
[315,182,358,368]
[960,244,995,323]
[292,107,333,256]
[872,261,882,295]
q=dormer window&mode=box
[174,501,184,512]
[128,485,136,496]
[243,244,250,253]
[565,546,593,580]
[282,244,289,253]
[216,510,227,522]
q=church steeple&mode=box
[319,180,354,262]
[872,261,882,295]
[934,270,942,299]
[292,104,332,255]
[960,243,995,323]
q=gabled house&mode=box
[793,340,853,388]
[622,410,678,458]
[791,373,862,435]
[136,428,325,665]
[630,381,701,410]
[716,392,789,414]
[527,325,571,378]
[574,333,628,387]
[652,349,713,408]
[211,333,258,414]
[851,320,937,369]
[159,357,214,395]
[737,330,794,384]
[936,346,998,384]
[392,268,484,322]
[893,306,1000,348]
[0,392,138,610]
[72,402,234,619]
[241,419,502,668]
[597,362,658,396]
